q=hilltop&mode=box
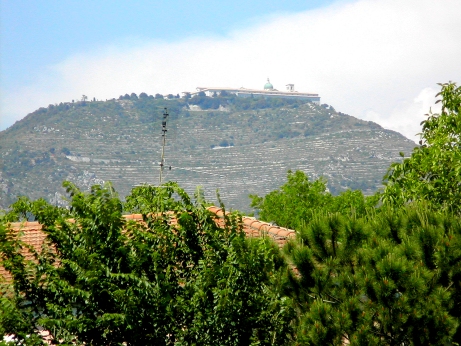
[0,93,416,211]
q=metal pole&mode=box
[159,108,168,184]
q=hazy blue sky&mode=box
[1,0,337,90]
[1,0,460,140]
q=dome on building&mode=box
[264,78,274,90]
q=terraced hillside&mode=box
[0,96,416,211]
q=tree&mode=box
[284,204,460,345]
[139,92,148,99]
[383,82,461,212]
[250,170,375,230]
[249,171,460,343]
[250,81,461,343]
[0,182,294,345]
[154,93,164,99]
[250,170,330,229]
[81,95,88,102]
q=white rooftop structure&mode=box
[183,79,320,104]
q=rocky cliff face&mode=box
[0,97,416,211]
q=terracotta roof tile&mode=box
[207,206,222,214]
[123,213,143,220]
[0,221,48,282]
[242,217,257,226]
[1,207,296,281]
[204,207,296,248]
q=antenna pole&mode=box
[159,108,169,184]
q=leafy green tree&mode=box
[383,82,461,212]
[0,182,294,345]
[250,170,376,230]
[250,170,331,229]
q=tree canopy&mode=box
[250,170,377,230]
[383,82,461,212]
[249,82,461,344]
[0,182,294,345]
[283,203,461,344]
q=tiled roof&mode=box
[206,206,295,247]
[0,207,296,281]
[0,221,46,282]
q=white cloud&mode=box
[2,0,461,141]
[364,87,442,142]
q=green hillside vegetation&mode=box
[1,82,460,345]
[0,92,415,211]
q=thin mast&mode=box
[159,108,169,184]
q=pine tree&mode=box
[284,204,460,345]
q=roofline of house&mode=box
[5,206,295,247]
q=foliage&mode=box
[250,169,461,345]
[250,170,378,230]
[383,82,461,212]
[284,204,460,345]
[0,217,46,345]
[0,182,293,345]
[249,83,461,344]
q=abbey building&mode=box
[184,79,320,104]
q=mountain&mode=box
[0,94,416,211]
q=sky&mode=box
[1,0,461,141]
